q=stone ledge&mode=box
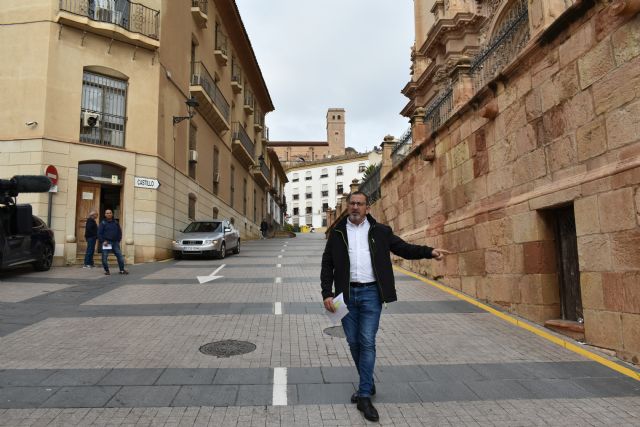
[545,318,586,341]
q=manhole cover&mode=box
[323,326,345,338]
[199,340,256,358]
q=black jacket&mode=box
[84,217,98,239]
[321,214,434,304]
[98,219,122,243]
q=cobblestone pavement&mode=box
[0,233,638,426]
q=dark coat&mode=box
[84,217,98,239]
[260,221,268,231]
[321,214,434,304]
[98,219,122,243]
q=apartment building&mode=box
[285,151,381,229]
[0,0,286,264]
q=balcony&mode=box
[252,161,270,188]
[191,0,208,28]
[231,59,243,93]
[57,0,159,50]
[243,89,254,114]
[190,62,230,135]
[231,122,255,168]
[262,126,269,142]
[254,109,264,131]
[214,25,228,65]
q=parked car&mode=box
[0,204,55,271]
[172,219,240,259]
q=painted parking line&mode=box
[275,277,282,284]
[278,255,282,259]
[394,265,640,382]
[277,264,282,268]
[274,302,282,315]
[272,367,287,406]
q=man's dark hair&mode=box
[347,191,369,206]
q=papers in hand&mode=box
[102,242,112,250]
[325,293,348,324]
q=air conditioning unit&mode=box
[213,172,220,183]
[82,111,100,128]
[189,150,198,163]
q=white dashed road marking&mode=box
[272,367,287,406]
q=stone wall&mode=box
[371,3,640,364]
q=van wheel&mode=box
[233,239,240,255]
[218,242,226,259]
[33,245,53,271]
[174,251,182,260]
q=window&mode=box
[336,167,343,176]
[230,165,235,208]
[292,173,299,182]
[305,171,312,181]
[305,186,312,199]
[358,163,366,172]
[188,123,197,179]
[321,183,328,197]
[293,194,299,200]
[293,207,299,216]
[243,178,247,215]
[320,168,328,178]
[322,200,329,212]
[212,207,219,219]
[188,193,196,220]
[80,71,127,147]
[306,206,312,214]
[337,183,343,194]
[213,147,220,195]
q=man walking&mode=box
[260,219,268,239]
[98,209,128,275]
[83,210,98,268]
[321,192,449,422]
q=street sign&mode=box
[134,176,160,189]
[45,165,58,186]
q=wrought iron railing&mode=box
[59,0,159,39]
[391,128,412,166]
[254,109,264,128]
[261,162,270,181]
[359,164,382,204]
[232,122,254,156]
[470,0,530,93]
[244,88,255,110]
[191,61,230,122]
[191,0,207,14]
[231,58,242,84]
[215,24,228,56]
[424,87,453,132]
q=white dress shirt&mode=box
[346,217,376,283]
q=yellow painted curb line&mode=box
[393,266,640,382]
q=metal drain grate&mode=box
[199,340,256,357]
[323,326,345,338]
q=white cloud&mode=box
[236,0,414,152]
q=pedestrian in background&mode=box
[321,191,450,422]
[83,210,98,268]
[98,209,128,275]
[260,219,268,239]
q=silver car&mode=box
[172,219,240,259]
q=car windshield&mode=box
[184,222,222,233]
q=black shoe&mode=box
[104,271,110,275]
[119,270,129,275]
[356,397,379,422]
[351,384,376,403]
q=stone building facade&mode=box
[0,0,286,264]
[269,108,346,167]
[348,0,640,363]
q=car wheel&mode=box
[174,251,182,260]
[218,242,226,259]
[33,245,53,271]
[233,239,240,255]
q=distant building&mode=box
[269,108,346,167]
[284,151,381,229]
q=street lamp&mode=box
[172,97,199,125]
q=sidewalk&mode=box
[0,233,638,426]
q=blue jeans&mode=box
[101,241,125,272]
[84,237,97,266]
[341,284,382,398]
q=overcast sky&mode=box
[235,0,415,153]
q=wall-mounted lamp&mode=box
[172,97,199,125]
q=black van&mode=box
[0,204,55,271]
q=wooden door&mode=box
[76,182,101,253]
[554,206,583,321]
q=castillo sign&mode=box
[134,176,160,189]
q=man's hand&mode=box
[323,297,336,312]
[431,248,451,261]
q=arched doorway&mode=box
[75,162,125,256]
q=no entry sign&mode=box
[45,165,58,186]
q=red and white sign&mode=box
[45,165,58,186]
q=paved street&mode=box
[0,233,638,426]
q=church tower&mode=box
[326,108,345,157]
